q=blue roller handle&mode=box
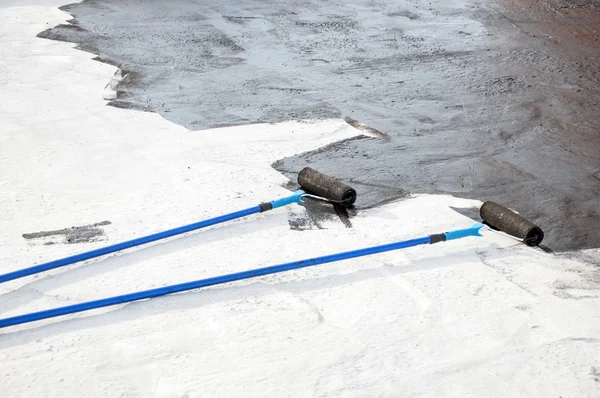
[0,190,306,284]
[0,223,483,329]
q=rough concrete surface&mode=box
[38,0,599,251]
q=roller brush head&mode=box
[297,167,357,207]
[480,201,544,246]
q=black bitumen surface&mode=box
[38,0,600,251]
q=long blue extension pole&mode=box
[0,191,306,284]
[0,223,483,329]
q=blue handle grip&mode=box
[269,190,305,209]
[0,223,488,329]
[0,206,263,284]
[443,223,484,241]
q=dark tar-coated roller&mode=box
[480,201,544,246]
[297,167,357,207]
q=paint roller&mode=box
[297,167,356,207]
[0,168,356,284]
[480,201,544,246]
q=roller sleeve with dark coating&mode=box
[480,201,544,246]
[297,167,357,207]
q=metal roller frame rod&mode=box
[0,223,484,329]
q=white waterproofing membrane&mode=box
[0,4,599,397]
